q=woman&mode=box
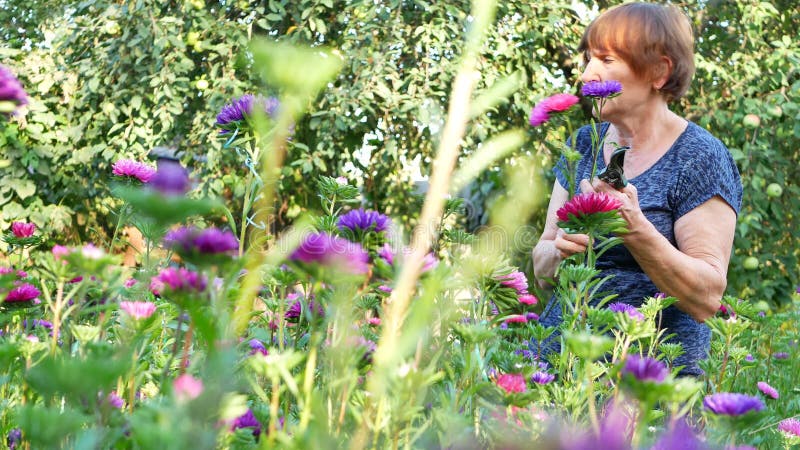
[532,3,742,376]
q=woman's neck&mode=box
[607,102,682,151]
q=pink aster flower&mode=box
[119,301,157,320]
[556,192,623,222]
[367,317,381,326]
[112,159,156,183]
[52,245,70,260]
[0,65,28,112]
[529,104,550,127]
[778,418,800,437]
[504,314,527,324]
[150,267,207,295]
[10,221,35,238]
[496,270,528,294]
[518,293,538,305]
[528,93,579,127]
[173,374,204,402]
[757,381,779,399]
[496,373,526,393]
[4,283,40,302]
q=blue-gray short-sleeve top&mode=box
[542,121,743,376]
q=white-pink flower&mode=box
[119,301,157,320]
[173,374,203,402]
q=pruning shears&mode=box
[597,146,629,189]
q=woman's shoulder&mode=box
[675,121,732,161]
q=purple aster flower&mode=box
[248,339,268,356]
[150,267,207,296]
[164,226,239,255]
[757,381,779,399]
[495,270,528,295]
[562,401,632,450]
[231,408,262,437]
[778,418,800,437]
[525,312,540,322]
[703,393,765,416]
[23,319,53,329]
[608,302,645,321]
[10,221,35,238]
[149,159,190,195]
[6,428,21,450]
[284,297,324,322]
[216,94,280,133]
[621,354,668,383]
[581,80,623,98]
[290,232,369,274]
[5,283,41,302]
[745,354,754,362]
[0,65,27,113]
[530,371,555,385]
[337,208,391,233]
[528,104,550,127]
[378,244,438,273]
[773,352,789,360]
[105,391,124,409]
[651,418,707,450]
[112,159,156,183]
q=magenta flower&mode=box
[621,354,668,383]
[703,393,765,416]
[530,371,556,385]
[290,232,369,274]
[608,302,645,321]
[23,319,53,329]
[581,80,622,98]
[496,373,526,393]
[778,418,800,437]
[528,93,579,127]
[164,226,239,255]
[106,391,124,409]
[651,418,706,450]
[10,222,35,238]
[124,278,138,288]
[173,374,204,401]
[757,381,779,399]
[216,94,280,133]
[4,283,40,302]
[496,270,529,294]
[337,208,391,233]
[0,65,28,112]
[52,245,70,260]
[518,293,538,305]
[284,297,324,321]
[504,314,527,324]
[150,267,207,296]
[556,192,623,222]
[248,339,268,356]
[119,301,157,320]
[231,409,262,437]
[112,159,156,183]
[149,160,190,195]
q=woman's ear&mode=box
[653,56,673,90]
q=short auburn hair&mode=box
[578,2,695,101]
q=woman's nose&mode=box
[581,58,600,83]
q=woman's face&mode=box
[581,49,659,119]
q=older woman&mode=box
[532,3,742,376]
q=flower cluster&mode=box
[496,373,527,394]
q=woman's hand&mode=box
[579,178,647,234]
[554,228,590,259]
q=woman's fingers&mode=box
[555,229,590,258]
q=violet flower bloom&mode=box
[773,352,789,360]
[23,319,53,329]
[290,232,369,274]
[112,159,156,183]
[745,354,754,362]
[216,94,280,133]
[703,393,765,416]
[337,208,391,233]
[581,80,623,98]
[778,418,800,437]
[6,428,22,450]
[496,373,526,393]
[530,371,555,385]
[150,267,207,296]
[557,192,623,222]
[164,226,239,255]
[149,159,190,195]
[231,409,262,437]
[0,65,27,113]
[106,391,124,409]
[119,301,157,320]
[284,298,324,321]
[651,418,707,450]
[248,339,268,356]
[173,373,203,402]
[496,270,529,295]
[757,381,779,399]
[529,104,550,127]
[621,354,669,383]
[608,302,645,321]
[5,283,41,302]
[378,244,438,273]
[10,222,35,238]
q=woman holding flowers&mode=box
[532,3,742,376]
